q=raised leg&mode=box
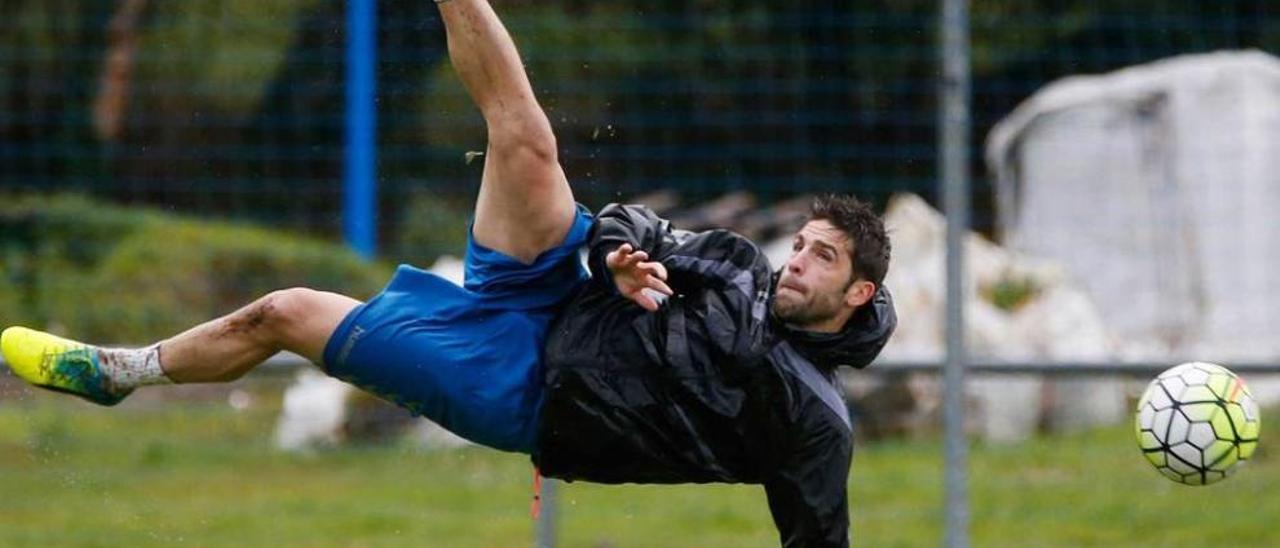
[439,0,577,264]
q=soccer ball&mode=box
[1135,362,1261,485]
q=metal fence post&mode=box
[940,0,971,546]
[536,479,558,548]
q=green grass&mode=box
[0,383,1275,547]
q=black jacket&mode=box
[535,204,897,547]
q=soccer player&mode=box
[1,1,895,546]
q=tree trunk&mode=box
[92,0,147,142]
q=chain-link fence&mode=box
[3,2,1271,247]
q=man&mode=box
[1,1,895,546]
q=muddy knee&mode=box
[224,288,321,343]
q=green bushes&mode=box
[0,256,22,335]
[0,194,389,343]
[389,191,472,268]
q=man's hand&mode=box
[606,243,673,312]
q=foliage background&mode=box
[1,1,1273,262]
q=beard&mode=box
[772,285,845,329]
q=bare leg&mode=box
[157,288,360,383]
[439,0,577,263]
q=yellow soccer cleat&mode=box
[1,326,131,406]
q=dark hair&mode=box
[808,194,891,287]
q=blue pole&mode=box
[344,0,377,258]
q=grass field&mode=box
[0,379,1275,547]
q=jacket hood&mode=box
[772,272,898,370]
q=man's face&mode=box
[772,220,871,332]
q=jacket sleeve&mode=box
[588,203,774,301]
[764,428,853,548]
[587,203,681,291]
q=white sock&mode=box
[98,344,172,390]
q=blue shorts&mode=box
[321,207,593,454]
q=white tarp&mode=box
[987,50,1280,366]
[854,193,1121,442]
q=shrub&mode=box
[0,194,389,343]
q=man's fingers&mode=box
[649,261,667,280]
[633,262,673,295]
[635,292,659,312]
[607,244,634,268]
[609,246,670,308]
[637,261,668,280]
[648,277,674,296]
[622,250,647,268]
[608,244,647,269]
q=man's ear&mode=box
[844,280,876,309]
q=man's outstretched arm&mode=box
[438,0,577,263]
[589,204,773,311]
